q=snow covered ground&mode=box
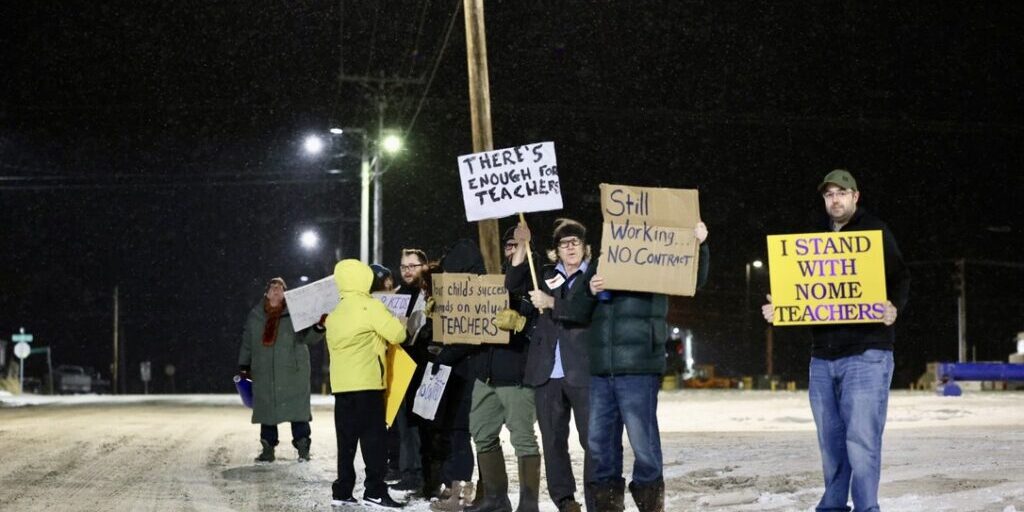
[1,390,1022,511]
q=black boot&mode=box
[292,437,311,462]
[254,439,275,463]
[514,455,540,512]
[628,479,664,512]
[464,448,511,512]
[588,479,624,512]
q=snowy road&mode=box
[1,391,1022,511]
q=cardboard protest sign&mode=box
[283,275,339,331]
[766,230,888,326]
[458,142,562,221]
[431,273,509,345]
[384,345,417,427]
[597,184,702,296]
[412,362,452,421]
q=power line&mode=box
[402,0,462,139]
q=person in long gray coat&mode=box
[238,277,325,463]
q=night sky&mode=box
[2,1,1021,392]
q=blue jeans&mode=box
[587,374,662,485]
[809,349,894,512]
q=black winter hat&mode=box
[551,218,586,247]
[501,225,516,244]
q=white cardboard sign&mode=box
[458,142,562,221]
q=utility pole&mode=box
[955,259,967,363]
[374,95,386,264]
[463,0,502,273]
[112,286,119,395]
[360,131,371,263]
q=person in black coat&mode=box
[506,218,595,512]
[762,169,910,512]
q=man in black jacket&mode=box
[506,218,594,512]
[762,169,910,512]
[436,238,540,512]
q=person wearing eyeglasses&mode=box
[575,220,710,512]
[505,218,596,512]
[762,170,910,512]
[390,248,432,495]
[399,249,429,292]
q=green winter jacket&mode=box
[239,303,324,424]
[568,243,710,376]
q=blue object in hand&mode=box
[234,374,254,408]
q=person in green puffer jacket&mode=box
[238,277,325,464]
[575,222,710,512]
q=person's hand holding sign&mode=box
[510,221,531,267]
[762,294,774,324]
[694,221,708,244]
[528,290,554,310]
[589,275,606,295]
[882,301,897,326]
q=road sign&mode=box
[14,342,30,360]
[12,333,33,343]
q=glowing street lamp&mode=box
[299,229,320,250]
[381,133,403,154]
[303,135,325,155]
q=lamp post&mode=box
[374,130,403,264]
[744,259,765,374]
[305,128,401,265]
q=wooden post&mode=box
[463,0,501,274]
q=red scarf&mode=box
[262,299,286,347]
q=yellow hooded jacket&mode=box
[326,259,407,392]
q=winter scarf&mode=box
[261,299,286,346]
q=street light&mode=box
[303,135,325,155]
[302,128,402,265]
[749,260,765,372]
[381,133,403,154]
[373,130,403,264]
[299,229,320,250]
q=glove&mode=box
[314,313,328,332]
[495,308,527,333]
[425,297,436,315]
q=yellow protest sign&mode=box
[384,345,416,427]
[597,183,702,296]
[431,273,510,345]
[766,230,887,326]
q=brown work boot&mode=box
[430,481,465,512]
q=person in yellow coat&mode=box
[327,259,408,508]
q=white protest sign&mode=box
[373,293,413,323]
[284,276,339,331]
[458,142,562,221]
[412,362,452,421]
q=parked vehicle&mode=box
[55,365,92,394]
